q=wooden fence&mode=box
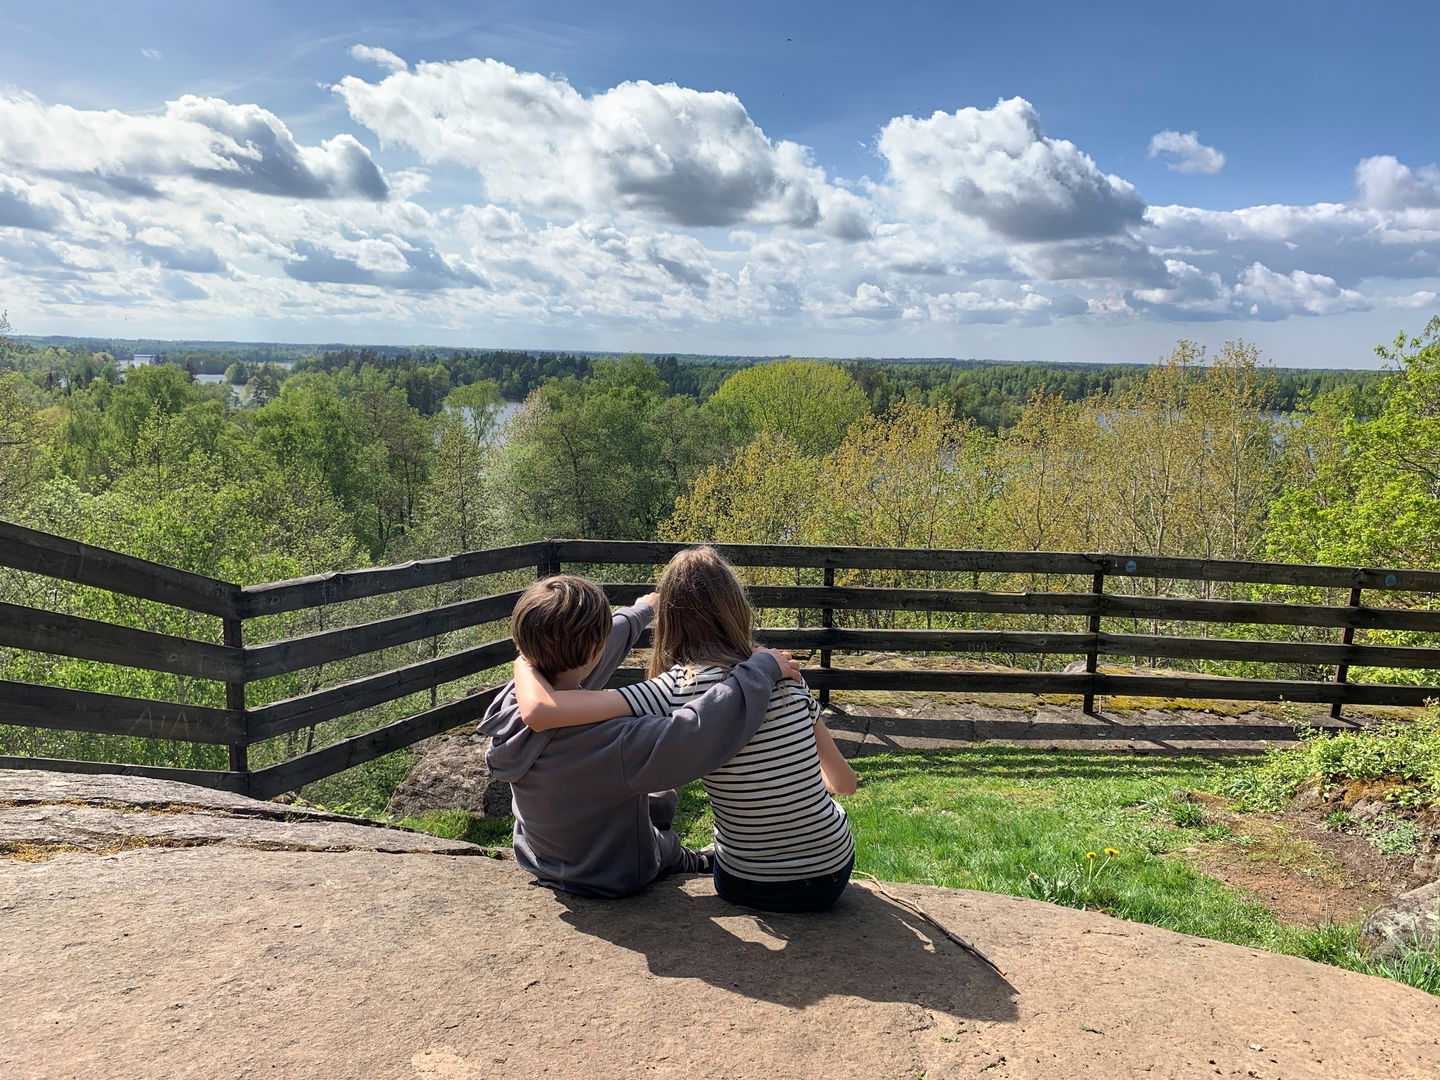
[3,522,1440,798]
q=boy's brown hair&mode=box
[511,575,613,681]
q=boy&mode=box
[480,574,798,898]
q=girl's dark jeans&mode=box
[713,856,854,913]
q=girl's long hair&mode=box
[648,546,755,677]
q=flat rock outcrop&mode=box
[386,728,512,820]
[0,769,485,857]
[1364,879,1440,962]
[2,769,1438,1080]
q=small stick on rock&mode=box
[854,871,1010,981]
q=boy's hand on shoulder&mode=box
[636,591,660,609]
[752,647,802,683]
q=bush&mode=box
[1228,707,1440,812]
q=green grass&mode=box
[395,808,515,847]
[1288,922,1440,995]
[675,746,1301,948]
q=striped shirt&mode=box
[619,665,854,882]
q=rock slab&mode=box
[386,729,512,819]
[0,769,486,856]
[1365,879,1440,962]
[3,845,1439,1079]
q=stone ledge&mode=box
[2,840,1437,1079]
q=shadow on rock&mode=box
[553,878,1019,1021]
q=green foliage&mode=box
[1228,707,1440,812]
[1284,922,1440,996]
[296,751,417,818]
[239,370,432,555]
[707,360,868,455]
[1266,316,1440,572]
[494,354,734,540]
[1369,816,1423,856]
[1358,937,1440,995]
[1170,800,1207,828]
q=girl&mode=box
[514,546,857,912]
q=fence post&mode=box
[818,564,834,708]
[1082,570,1105,716]
[223,616,248,782]
[1330,585,1363,722]
[536,540,561,580]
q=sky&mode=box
[1,0,1438,367]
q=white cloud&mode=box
[0,61,1436,345]
[877,97,1146,240]
[349,45,407,74]
[0,172,64,230]
[1128,258,1369,321]
[1354,155,1440,209]
[0,91,387,200]
[1146,130,1225,175]
[334,56,867,235]
[140,48,163,62]
[1233,262,1368,318]
[1144,199,1440,287]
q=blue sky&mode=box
[2,0,1438,366]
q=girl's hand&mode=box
[636,591,660,609]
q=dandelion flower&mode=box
[1086,851,1097,859]
[1104,848,1119,856]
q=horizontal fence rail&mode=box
[4,530,1440,797]
[238,543,548,617]
[563,539,1440,591]
[0,519,242,618]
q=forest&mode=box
[2,309,1438,777]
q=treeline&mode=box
[7,326,1387,435]
[0,318,1423,576]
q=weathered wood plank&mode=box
[1098,593,1440,632]
[0,602,244,681]
[247,639,517,741]
[0,519,241,618]
[600,582,1099,617]
[604,666,1093,695]
[239,543,550,617]
[709,626,1440,670]
[244,591,522,679]
[609,665,1433,707]
[1097,673,1440,707]
[1092,553,1440,592]
[0,755,247,793]
[246,687,503,799]
[557,540,1100,576]
[604,581,1440,633]
[754,628,1094,654]
[562,539,1440,592]
[0,681,244,744]
[1098,632,1440,670]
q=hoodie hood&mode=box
[479,683,554,782]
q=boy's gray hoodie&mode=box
[480,600,781,899]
